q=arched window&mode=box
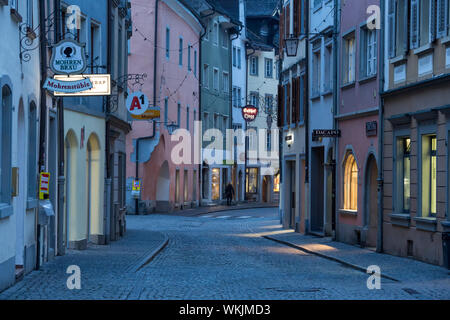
[344,153,358,211]
[28,102,37,200]
[1,85,13,205]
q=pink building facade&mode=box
[337,0,380,248]
[126,0,203,213]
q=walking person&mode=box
[225,182,235,206]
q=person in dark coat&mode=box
[225,183,235,206]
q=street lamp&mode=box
[165,121,179,135]
[284,35,299,57]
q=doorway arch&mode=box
[64,130,78,247]
[86,133,101,241]
[364,154,378,248]
[16,99,26,267]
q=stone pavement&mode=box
[0,208,449,300]
[152,202,278,217]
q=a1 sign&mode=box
[127,91,149,115]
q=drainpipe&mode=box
[377,0,385,253]
[134,0,159,215]
[55,0,66,256]
[104,0,112,244]
[304,0,310,232]
[36,0,48,271]
[332,0,340,240]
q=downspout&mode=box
[377,0,385,253]
[197,10,212,206]
[36,0,48,270]
[304,0,310,232]
[105,0,112,243]
[55,0,66,256]
[332,0,340,240]
[134,0,159,215]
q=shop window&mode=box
[421,135,437,217]
[27,102,37,200]
[211,168,220,200]
[273,173,280,193]
[246,168,258,194]
[343,153,358,211]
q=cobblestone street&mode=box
[1,208,449,300]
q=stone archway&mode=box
[364,154,378,248]
[156,161,170,212]
[64,130,78,248]
[86,133,101,242]
[16,98,26,268]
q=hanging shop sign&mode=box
[126,91,149,116]
[50,39,88,75]
[39,172,50,200]
[312,129,341,140]
[43,77,93,93]
[53,74,111,96]
[131,107,161,120]
[131,179,141,199]
[242,105,258,122]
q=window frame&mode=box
[343,152,358,211]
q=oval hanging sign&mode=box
[242,105,258,122]
[126,91,149,115]
[50,39,88,75]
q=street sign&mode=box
[126,91,149,116]
[53,74,111,96]
[242,105,258,122]
[39,172,50,200]
[50,39,87,75]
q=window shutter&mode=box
[280,9,284,54]
[388,0,397,58]
[437,0,448,38]
[293,0,299,36]
[360,29,367,78]
[402,0,410,55]
[287,83,291,125]
[277,85,283,127]
[295,77,301,122]
[292,78,297,124]
[430,0,437,42]
[286,4,290,37]
[410,0,419,49]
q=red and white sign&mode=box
[126,91,149,116]
[242,105,259,122]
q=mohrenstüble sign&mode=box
[43,77,93,93]
[50,39,87,75]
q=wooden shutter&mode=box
[293,0,299,36]
[286,83,291,125]
[291,78,297,124]
[437,0,448,38]
[410,0,419,49]
[295,77,300,124]
[286,4,290,38]
[280,9,285,54]
[277,84,284,127]
[430,0,437,42]
[388,0,396,58]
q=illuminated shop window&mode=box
[211,168,220,200]
[273,173,280,193]
[343,153,358,211]
[246,168,258,194]
[421,135,437,217]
